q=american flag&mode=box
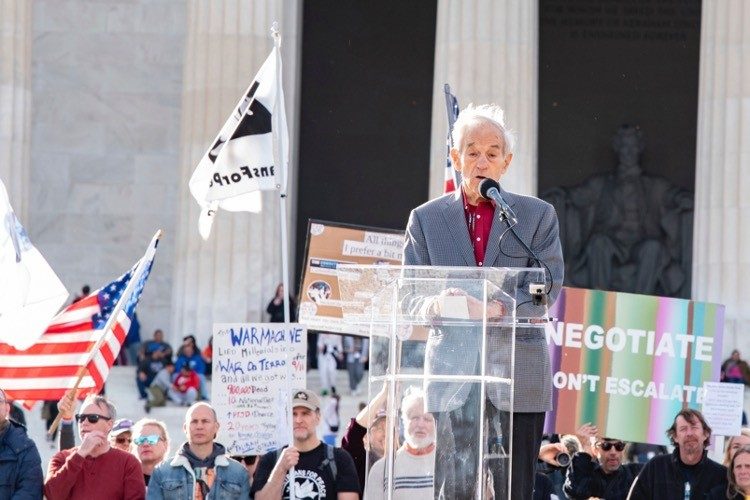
[0,233,158,403]
[443,84,461,194]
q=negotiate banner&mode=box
[297,220,404,336]
[544,287,725,445]
[212,323,307,455]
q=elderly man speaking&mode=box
[402,103,563,499]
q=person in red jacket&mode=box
[44,394,145,500]
[169,365,200,406]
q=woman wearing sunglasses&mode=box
[110,418,135,452]
[132,418,170,487]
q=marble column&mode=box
[429,0,538,199]
[170,0,300,345]
[0,0,32,219]
[693,0,750,356]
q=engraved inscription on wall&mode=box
[541,0,700,43]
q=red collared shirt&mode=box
[463,191,495,267]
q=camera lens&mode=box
[556,452,571,467]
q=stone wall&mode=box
[28,0,187,336]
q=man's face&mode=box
[136,424,168,465]
[402,399,435,449]
[78,402,114,439]
[596,440,625,474]
[451,121,512,204]
[154,330,164,343]
[292,406,319,442]
[184,405,219,446]
[673,415,708,456]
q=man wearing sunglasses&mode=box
[45,394,146,499]
[0,387,43,498]
[564,438,643,500]
[132,418,170,487]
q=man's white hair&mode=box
[399,386,426,422]
[451,103,516,155]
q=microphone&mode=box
[478,177,552,305]
[478,178,517,225]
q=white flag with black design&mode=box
[189,42,289,240]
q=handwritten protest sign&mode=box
[544,287,724,445]
[212,323,307,455]
[702,381,744,437]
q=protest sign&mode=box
[298,220,404,336]
[702,381,744,437]
[544,287,724,445]
[212,323,307,455]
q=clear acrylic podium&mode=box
[337,265,549,500]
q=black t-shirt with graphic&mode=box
[251,443,360,499]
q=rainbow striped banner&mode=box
[544,287,725,445]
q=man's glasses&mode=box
[115,436,132,445]
[598,441,626,452]
[75,413,112,424]
[231,455,258,466]
[134,434,162,446]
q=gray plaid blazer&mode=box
[403,188,564,413]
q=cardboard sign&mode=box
[298,220,404,335]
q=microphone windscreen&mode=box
[479,178,500,200]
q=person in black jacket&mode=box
[0,388,43,498]
[266,283,297,322]
[627,409,727,499]
[564,438,643,499]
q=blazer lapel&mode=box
[484,186,517,267]
[442,192,475,266]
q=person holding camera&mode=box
[564,437,643,500]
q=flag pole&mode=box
[444,84,461,190]
[47,230,162,435]
[271,21,296,498]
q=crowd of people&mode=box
[2,383,749,499]
[3,101,748,500]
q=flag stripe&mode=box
[0,376,97,390]
[0,353,90,366]
[0,341,96,355]
[0,366,87,378]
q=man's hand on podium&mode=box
[428,288,505,320]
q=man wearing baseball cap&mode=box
[252,389,360,499]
